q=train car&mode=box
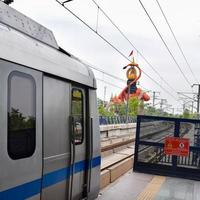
[0,2,101,200]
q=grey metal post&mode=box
[160,99,165,110]
[192,84,200,118]
[153,91,155,107]
[152,91,160,107]
[191,101,194,114]
[197,85,200,117]
[103,86,107,107]
[125,85,130,124]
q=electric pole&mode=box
[191,101,194,113]
[178,91,197,117]
[103,86,107,107]
[152,91,160,107]
[160,99,167,111]
[192,84,200,118]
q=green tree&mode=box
[128,97,140,116]
[182,109,191,119]
[118,103,126,115]
[98,104,114,117]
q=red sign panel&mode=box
[164,137,189,157]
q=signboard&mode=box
[164,137,189,157]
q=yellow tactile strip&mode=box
[136,176,166,200]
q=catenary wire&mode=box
[155,0,199,84]
[88,65,126,83]
[91,0,177,94]
[84,61,150,90]
[55,0,178,100]
[138,0,192,88]
[96,78,124,89]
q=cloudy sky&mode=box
[11,0,200,113]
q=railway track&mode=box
[100,122,194,189]
[139,124,193,163]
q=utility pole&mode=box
[152,91,160,107]
[178,91,197,117]
[183,103,185,112]
[160,99,167,111]
[153,91,156,107]
[103,86,107,107]
[125,85,130,124]
[192,84,200,118]
[191,101,194,113]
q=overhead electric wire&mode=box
[97,77,150,92]
[55,0,178,100]
[88,65,126,83]
[87,63,150,91]
[96,78,124,89]
[91,0,177,93]
[138,0,192,88]
[155,0,199,84]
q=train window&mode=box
[71,88,84,145]
[8,71,36,160]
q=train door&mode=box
[42,76,71,200]
[0,60,43,200]
[69,86,87,200]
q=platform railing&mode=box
[134,115,200,181]
[99,116,136,125]
[149,146,200,167]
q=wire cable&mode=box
[96,78,124,89]
[86,62,150,91]
[155,0,199,84]
[138,0,192,88]
[55,0,178,100]
[91,0,177,93]
[75,52,150,89]
[88,65,126,83]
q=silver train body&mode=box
[0,2,100,200]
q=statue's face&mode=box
[127,68,137,80]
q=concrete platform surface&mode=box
[97,171,200,200]
[97,172,153,200]
[155,177,200,200]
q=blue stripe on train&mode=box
[0,156,101,200]
[0,179,41,200]
[42,166,71,188]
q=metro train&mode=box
[0,2,101,200]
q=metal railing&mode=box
[134,115,200,180]
[99,116,136,125]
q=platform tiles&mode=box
[98,172,154,200]
[155,177,200,200]
[98,172,200,200]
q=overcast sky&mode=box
[11,0,200,113]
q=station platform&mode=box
[97,171,200,200]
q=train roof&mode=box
[0,1,96,88]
